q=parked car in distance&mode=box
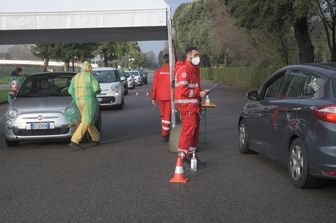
[130,69,143,86]
[238,63,336,188]
[4,72,101,147]
[124,70,135,89]
[93,67,125,109]
[117,69,128,95]
[137,68,148,84]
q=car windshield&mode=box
[17,74,73,97]
[124,71,131,77]
[131,72,140,76]
[93,70,118,83]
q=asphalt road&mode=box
[0,73,335,223]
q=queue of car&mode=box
[3,67,148,147]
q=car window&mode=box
[281,70,308,98]
[131,71,140,76]
[124,71,131,77]
[17,75,73,97]
[264,72,285,100]
[93,70,118,83]
[304,74,326,98]
[118,70,126,77]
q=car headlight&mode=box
[8,108,18,118]
[6,119,12,127]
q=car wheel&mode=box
[288,138,319,188]
[118,97,124,110]
[5,138,19,147]
[238,119,255,154]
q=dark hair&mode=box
[185,46,198,55]
[162,54,169,64]
[11,67,23,76]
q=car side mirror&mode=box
[120,76,126,81]
[247,90,258,100]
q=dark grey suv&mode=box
[238,64,336,188]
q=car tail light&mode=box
[322,170,336,176]
[314,105,336,123]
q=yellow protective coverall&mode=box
[68,62,101,144]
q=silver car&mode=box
[3,72,91,147]
[93,67,125,109]
[124,70,135,89]
[130,69,143,86]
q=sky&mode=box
[138,0,192,57]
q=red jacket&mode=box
[174,60,201,112]
[152,63,171,101]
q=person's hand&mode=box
[200,89,209,97]
[152,100,156,105]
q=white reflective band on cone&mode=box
[175,166,184,174]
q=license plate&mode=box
[26,122,55,130]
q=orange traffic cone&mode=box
[146,92,149,97]
[169,156,189,183]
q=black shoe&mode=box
[162,135,169,142]
[69,142,81,150]
[183,156,191,169]
[92,141,100,146]
[183,155,206,169]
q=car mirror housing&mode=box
[247,90,258,100]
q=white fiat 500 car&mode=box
[92,67,125,109]
[4,72,102,147]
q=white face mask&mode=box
[191,56,200,66]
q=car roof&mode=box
[283,63,336,77]
[93,67,117,71]
[28,72,77,77]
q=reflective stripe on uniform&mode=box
[160,72,170,75]
[175,99,199,104]
[175,81,189,87]
[162,126,170,131]
[188,83,199,88]
[189,89,194,97]
[162,120,171,124]
[177,148,187,154]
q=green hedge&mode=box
[201,66,280,90]
[0,89,8,103]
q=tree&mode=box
[174,1,219,66]
[224,0,315,63]
[31,44,57,71]
[314,0,336,61]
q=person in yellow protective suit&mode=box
[68,61,101,150]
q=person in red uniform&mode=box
[152,53,172,142]
[174,46,208,164]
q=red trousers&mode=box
[178,111,200,156]
[158,100,171,136]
